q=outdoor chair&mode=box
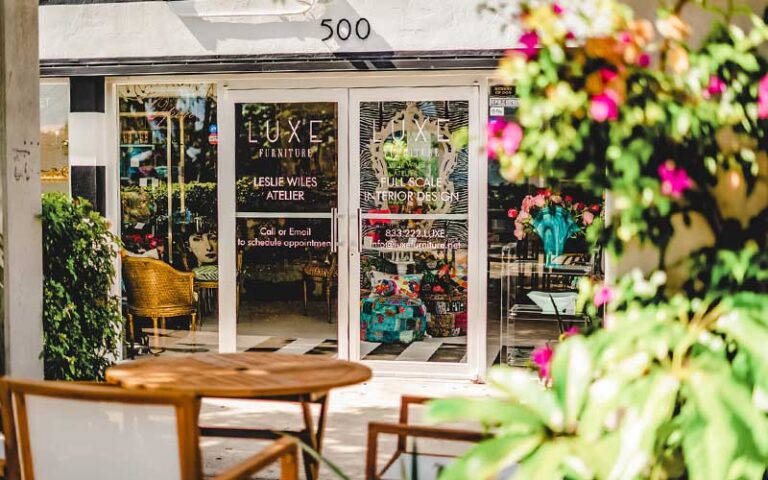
[0,379,300,480]
[302,251,338,323]
[122,254,198,343]
[366,395,487,480]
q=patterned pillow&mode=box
[369,272,423,299]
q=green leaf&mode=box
[510,441,571,480]
[439,432,543,480]
[487,367,564,431]
[606,372,679,480]
[551,336,593,431]
[426,398,544,435]
[683,355,768,480]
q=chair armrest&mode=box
[399,395,434,423]
[212,437,299,480]
[397,395,436,451]
[366,422,486,480]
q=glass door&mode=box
[219,88,348,357]
[350,87,479,375]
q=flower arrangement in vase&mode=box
[508,188,601,265]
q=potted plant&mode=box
[429,1,768,478]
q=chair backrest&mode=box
[0,379,202,480]
[122,255,193,309]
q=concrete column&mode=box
[0,0,44,378]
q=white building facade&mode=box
[41,0,759,379]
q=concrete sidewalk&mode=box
[201,376,492,479]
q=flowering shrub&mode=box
[123,232,163,254]
[429,1,768,479]
[506,187,601,240]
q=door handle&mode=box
[357,207,362,254]
[331,207,338,253]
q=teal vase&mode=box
[532,205,580,266]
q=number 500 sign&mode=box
[320,18,371,41]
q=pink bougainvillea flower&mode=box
[563,326,580,337]
[487,118,506,136]
[501,122,523,155]
[599,68,618,83]
[507,208,518,219]
[593,285,614,307]
[658,161,693,198]
[486,119,507,160]
[706,76,727,96]
[564,195,573,203]
[637,52,651,68]
[758,73,768,119]
[519,31,540,59]
[552,3,564,15]
[531,344,554,380]
[487,136,502,160]
[533,194,546,207]
[618,31,632,44]
[589,89,620,122]
[582,211,595,226]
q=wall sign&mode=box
[489,85,519,118]
[320,18,371,41]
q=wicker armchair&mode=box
[122,255,197,343]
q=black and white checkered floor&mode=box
[135,328,468,363]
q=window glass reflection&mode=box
[358,100,470,363]
[118,83,218,356]
[486,85,605,368]
[40,83,70,194]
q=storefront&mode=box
[39,0,602,380]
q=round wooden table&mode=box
[106,353,372,479]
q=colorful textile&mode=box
[421,292,468,337]
[361,295,428,344]
[428,312,468,337]
[369,272,423,299]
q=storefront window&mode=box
[235,100,340,355]
[40,83,70,194]
[358,100,470,363]
[486,86,604,368]
[118,83,218,355]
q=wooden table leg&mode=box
[300,393,329,480]
[197,393,332,480]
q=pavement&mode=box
[200,375,493,479]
